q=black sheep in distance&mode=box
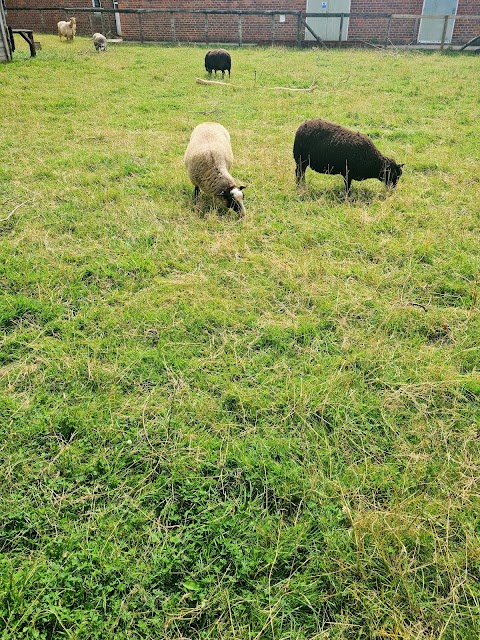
[205,49,232,79]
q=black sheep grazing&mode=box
[205,49,231,79]
[293,119,404,195]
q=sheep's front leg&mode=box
[193,186,200,202]
[295,160,307,187]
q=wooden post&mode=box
[384,15,392,48]
[296,12,302,48]
[338,13,344,46]
[413,16,419,42]
[138,12,144,43]
[238,14,242,46]
[40,11,46,32]
[440,15,449,50]
[204,12,208,45]
[303,19,327,48]
[170,12,176,43]
[12,29,36,57]
[88,12,94,35]
[271,14,275,46]
[460,34,480,51]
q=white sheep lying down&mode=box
[93,33,107,51]
[184,122,246,215]
[57,17,76,41]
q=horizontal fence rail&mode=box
[6,7,480,49]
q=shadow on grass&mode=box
[297,183,391,205]
[180,187,243,220]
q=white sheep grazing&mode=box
[57,17,77,41]
[93,33,107,51]
[184,122,246,215]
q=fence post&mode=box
[413,16,419,42]
[170,12,176,43]
[88,12,93,35]
[138,12,144,43]
[384,15,392,48]
[296,12,302,48]
[238,14,242,46]
[271,14,275,46]
[440,15,449,50]
[338,13,344,46]
[40,11,46,31]
[204,12,208,45]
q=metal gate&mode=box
[305,0,351,42]
[418,0,458,43]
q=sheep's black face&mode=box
[219,187,246,215]
[384,162,404,188]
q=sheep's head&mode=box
[219,186,246,215]
[70,17,76,28]
[382,160,404,188]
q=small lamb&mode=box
[93,33,107,52]
[184,122,246,215]
[204,49,231,79]
[57,17,77,41]
[293,118,404,195]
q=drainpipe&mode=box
[113,0,122,36]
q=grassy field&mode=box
[1,35,479,639]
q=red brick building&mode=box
[6,1,480,46]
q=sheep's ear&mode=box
[239,185,246,191]
[399,163,405,168]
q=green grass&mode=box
[0,36,479,639]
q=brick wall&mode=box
[5,0,480,45]
[349,0,480,44]
[452,0,480,44]
[349,1,419,43]
[116,0,305,44]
